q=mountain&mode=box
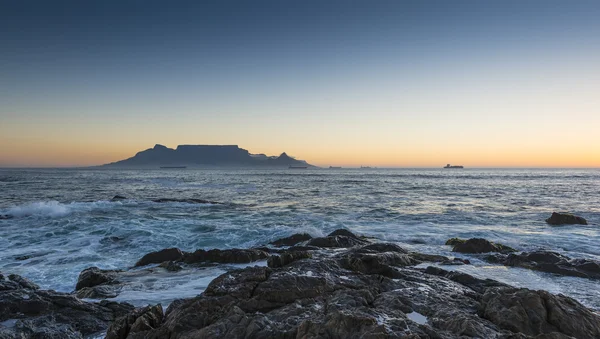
[99,144,315,168]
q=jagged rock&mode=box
[307,235,368,248]
[452,238,516,254]
[446,237,466,246]
[480,287,600,338]
[358,242,408,253]
[158,261,183,272]
[0,273,133,338]
[327,229,359,238]
[111,195,127,202]
[410,253,470,265]
[133,247,273,268]
[8,274,40,290]
[152,198,222,204]
[105,304,164,339]
[104,244,600,339]
[76,285,120,299]
[501,251,600,280]
[424,266,509,293]
[267,251,312,268]
[269,233,312,247]
[135,248,184,267]
[545,212,587,225]
[75,267,121,290]
[183,248,268,265]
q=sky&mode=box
[1,0,599,168]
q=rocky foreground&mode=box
[2,229,600,339]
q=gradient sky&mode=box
[1,0,599,167]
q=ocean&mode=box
[1,168,599,309]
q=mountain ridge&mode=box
[99,144,315,168]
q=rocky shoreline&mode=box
[2,228,599,338]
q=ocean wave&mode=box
[3,200,116,218]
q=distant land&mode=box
[98,144,315,168]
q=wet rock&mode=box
[100,236,126,245]
[424,266,509,294]
[76,285,120,299]
[183,248,268,265]
[105,304,164,339]
[307,235,368,248]
[7,274,40,290]
[135,248,184,267]
[480,287,600,338]
[339,250,415,278]
[545,212,587,225]
[152,198,222,204]
[267,251,312,268]
[452,238,516,254]
[358,242,408,253]
[105,244,600,339]
[445,237,466,246]
[269,233,312,247]
[158,261,183,272]
[0,273,134,338]
[501,251,600,280]
[111,195,127,202]
[75,267,121,290]
[286,245,322,252]
[327,229,359,238]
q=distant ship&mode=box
[360,166,372,169]
[443,164,464,169]
[329,166,342,169]
[160,166,187,169]
[289,166,308,169]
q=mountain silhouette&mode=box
[100,145,315,168]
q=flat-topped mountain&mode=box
[100,144,315,168]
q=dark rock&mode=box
[502,250,600,280]
[0,273,134,338]
[105,244,600,339]
[327,229,359,238]
[446,237,466,246]
[0,214,13,220]
[105,304,164,339]
[452,238,516,254]
[269,233,312,247]
[286,245,322,252]
[135,248,184,267]
[100,236,126,244]
[424,266,509,293]
[75,267,121,290]
[111,195,128,202]
[545,212,587,225]
[8,274,40,290]
[183,248,268,265]
[158,261,183,272]
[267,251,312,268]
[480,287,600,338]
[152,198,222,205]
[76,285,120,299]
[307,235,368,248]
[358,242,408,253]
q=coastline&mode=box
[2,228,599,338]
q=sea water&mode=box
[1,168,599,308]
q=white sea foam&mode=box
[4,200,115,218]
[6,201,71,218]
